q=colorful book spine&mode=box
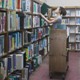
[33,2,40,14]
[8,11,20,31]
[24,15,32,29]
[33,16,40,28]
[0,12,6,33]
[8,32,22,52]
[0,35,4,57]
[22,0,31,12]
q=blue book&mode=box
[13,54,16,70]
[0,35,4,56]
[7,57,12,73]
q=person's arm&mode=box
[40,13,58,24]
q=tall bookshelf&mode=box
[64,7,80,51]
[52,6,80,51]
[0,0,50,80]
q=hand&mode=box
[39,13,42,16]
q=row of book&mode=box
[8,11,20,31]
[69,34,80,42]
[0,0,41,13]
[62,18,80,25]
[40,18,48,27]
[76,43,80,50]
[69,44,75,50]
[66,10,80,16]
[0,0,31,11]
[76,35,80,42]
[33,16,40,28]
[23,27,49,44]
[7,13,48,31]
[24,15,32,29]
[68,26,80,33]
[24,38,48,60]
[0,13,48,32]
[33,2,41,14]
[0,12,6,33]
[0,28,49,57]
[0,50,43,80]
[8,32,22,52]
[69,43,80,50]
[0,35,4,57]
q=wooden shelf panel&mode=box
[0,31,7,35]
[23,34,49,46]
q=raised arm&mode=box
[40,13,58,24]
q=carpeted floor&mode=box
[30,52,80,80]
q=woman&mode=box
[40,6,66,28]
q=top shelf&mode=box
[33,0,43,4]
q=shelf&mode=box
[21,11,32,15]
[63,16,76,18]
[0,8,7,12]
[0,31,7,35]
[69,41,80,43]
[69,49,76,51]
[69,42,75,43]
[24,34,49,46]
[75,41,80,43]
[8,30,22,33]
[70,33,76,34]
[33,0,43,4]
[33,13,40,16]
[24,27,33,30]
[8,46,23,53]
[66,23,80,26]
[75,49,80,51]
[0,47,23,59]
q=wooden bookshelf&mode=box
[0,0,51,80]
[52,6,80,51]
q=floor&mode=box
[30,52,80,80]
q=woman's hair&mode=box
[59,7,66,16]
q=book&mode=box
[21,67,29,80]
[32,29,38,41]
[41,3,50,15]
[76,10,80,16]
[8,32,22,52]
[0,35,4,57]
[8,11,20,31]
[22,0,31,12]
[0,12,6,33]
[33,16,40,28]
[16,0,21,11]
[23,31,28,44]
[24,15,32,29]
[33,2,41,14]
[34,42,39,56]
[76,18,80,25]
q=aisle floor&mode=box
[30,52,80,80]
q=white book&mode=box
[16,53,24,70]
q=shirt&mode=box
[53,15,62,29]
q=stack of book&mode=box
[0,12,6,33]
[0,35,4,57]
[33,16,40,28]
[33,2,41,14]
[8,11,20,31]
[24,15,32,29]
[22,0,31,12]
[8,32,22,52]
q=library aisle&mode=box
[30,52,80,80]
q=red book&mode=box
[17,0,21,10]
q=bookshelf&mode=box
[52,6,80,51]
[0,0,50,80]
